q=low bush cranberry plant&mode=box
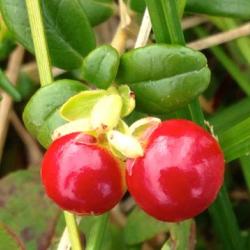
[0,0,250,249]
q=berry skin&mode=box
[41,132,125,215]
[126,119,225,222]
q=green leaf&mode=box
[129,117,161,140]
[116,44,210,114]
[91,94,122,132]
[218,117,250,162]
[130,0,250,19]
[144,0,171,43]
[124,206,169,245]
[118,85,135,117]
[79,214,126,250]
[86,214,109,250]
[116,119,129,134]
[0,223,24,250]
[16,73,37,100]
[0,169,60,250]
[186,0,250,19]
[36,112,66,148]
[0,0,96,69]
[209,97,250,133]
[79,0,115,26]
[194,26,250,96]
[208,17,250,65]
[209,186,244,250]
[131,0,185,17]
[129,0,145,13]
[52,118,92,141]
[60,89,107,121]
[81,45,120,89]
[0,38,15,61]
[0,19,15,60]
[0,69,21,101]
[161,220,195,250]
[107,130,143,158]
[23,79,88,148]
[240,156,250,191]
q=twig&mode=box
[230,190,250,201]
[188,22,250,50]
[21,62,40,82]
[182,16,208,30]
[142,243,154,250]
[199,96,214,114]
[21,62,65,83]
[134,8,152,48]
[110,205,127,227]
[9,110,43,166]
[0,46,25,163]
[120,196,135,213]
[111,25,128,53]
[111,0,131,53]
[134,14,208,48]
[95,17,119,45]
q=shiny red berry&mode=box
[41,132,125,215]
[126,119,225,222]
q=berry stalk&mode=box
[64,212,82,250]
[25,0,53,86]
[145,0,244,249]
[25,0,82,249]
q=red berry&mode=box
[41,132,125,215]
[126,119,225,222]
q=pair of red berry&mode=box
[41,119,224,222]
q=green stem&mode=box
[160,0,185,45]
[86,213,109,250]
[144,0,171,43]
[25,0,53,86]
[146,1,243,249]
[188,99,205,127]
[64,211,82,250]
[160,0,205,126]
[25,0,82,249]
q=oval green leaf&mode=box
[60,89,107,121]
[0,0,96,69]
[79,0,115,26]
[116,44,210,114]
[23,79,88,148]
[81,45,120,89]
